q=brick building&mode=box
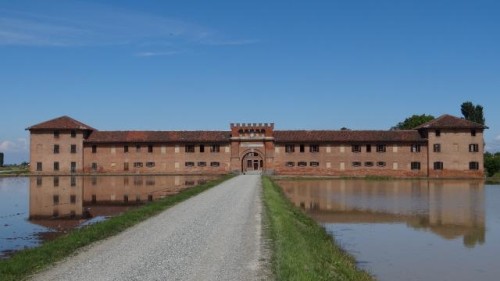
[27,115,486,178]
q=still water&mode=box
[277,179,500,281]
[0,175,219,258]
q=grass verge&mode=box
[262,176,374,281]
[0,174,234,281]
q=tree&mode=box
[484,152,500,177]
[0,152,3,167]
[461,101,485,125]
[392,114,435,130]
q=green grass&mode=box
[0,166,29,176]
[0,174,234,281]
[262,176,374,281]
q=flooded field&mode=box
[276,178,500,281]
[0,175,219,258]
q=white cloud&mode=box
[0,2,257,49]
[135,51,179,57]
[0,138,28,152]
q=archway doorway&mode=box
[241,151,264,173]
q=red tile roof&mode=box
[414,114,486,129]
[86,131,231,143]
[27,116,96,131]
[274,130,425,143]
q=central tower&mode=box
[229,123,275,174]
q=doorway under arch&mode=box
[241,151,264,173]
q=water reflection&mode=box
[29,175,217,231]
[277,179,485,248]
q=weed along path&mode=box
[30,175,266,281]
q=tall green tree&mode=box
[392,114,435,130]
[461,101,485,125]
[484,152,500,177]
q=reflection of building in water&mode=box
[278,179,485,247]
[29,175,216,223]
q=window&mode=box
[53,176,59,187]
[352,145,361,153]
[146,162,155,168]
[185,145,195,153]
[210,162,220,167]
[185,162,195,167]
[53,195,59,204]
[469,162,479,170]
[352,162,362,167]
[285,145,295,153]
[471,129,477,137]
[124,162,129,171]
[298,161,307,167]
[71,130,76,138]
[133,162,143,168]
[210,145,220,153]
[300,144,305,153]
[53,162,59,171]
[91,162,98,171]
[136,145,141,152]
[310,145,320,153]
[286,162,295,167]
[433,162,444,170]
[199,145,205,153]
[433,144,441,152]
[71,176,76,186]
[36,176,43,186]
[70,162,76,173]
[411,162,421,170]
[377,161,386,167]
[36,162,43,171]
[148,145,153,153]
[197,161,207,167]
[364,162,374,167]
[435,129,441,137]
[53,144,60,154]
[469,144,479,152]
[69,144,76,154]
[376,145,386,152]
[54,131,60,138]
[411,144,421,153]
[92,145,97,153]
[366,145,372,153]
[124,145,129,153]
[70,195,76,204]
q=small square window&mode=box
[433,162,443,170]
[352,145,361,153]
[298,161,307,167]
[352,162,362,167]
[433,144,441,153]
[197,161,207,167]
[376,145,386,152]
[469,144,479,152]
[377,161,386,167]
[364,162,374,167]
[185,162,195,167]
[210,145,220,153]
[185,145,195,153]
[285,162,295,167]
[411,162,421,170]
[210,162,220,167]
[310,161,319,167]
[146,162,155,168]
[469,162,479,170]
[309,145,320,153]
[411,144,421,153]
[435,130,441,137]
[133,162,143,168]
[285,145,295,153]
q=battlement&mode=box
[230,123,274,138]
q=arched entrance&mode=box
[241,151,264,173]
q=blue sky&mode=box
[1,0,499,164]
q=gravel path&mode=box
[30,175,267,281]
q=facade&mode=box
[27,115,486,178]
